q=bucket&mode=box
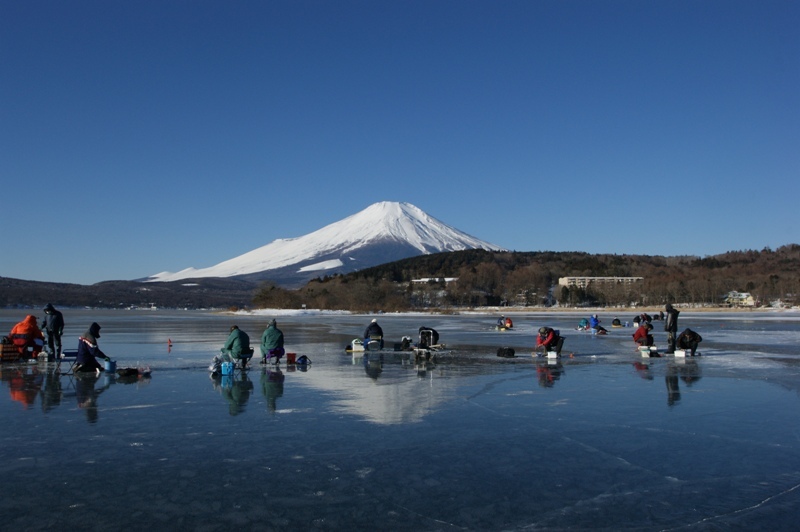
[104,359,116,373]
[221,361,234,376]
[286,352,297,364]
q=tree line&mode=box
[252,245,800,311]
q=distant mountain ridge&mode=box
[145,202,503,287]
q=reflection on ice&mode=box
[298,352,465,425]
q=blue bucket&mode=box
[221,361,234,376]
[104,359,116,373]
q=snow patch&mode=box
[297,259,344,273]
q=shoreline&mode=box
[236,306,799,317]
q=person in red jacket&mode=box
[633,323,654,347]
[8,315,44,357]
[534,327,562,357]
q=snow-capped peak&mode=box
[144,201,502,283]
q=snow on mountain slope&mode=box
[144,201,502,283]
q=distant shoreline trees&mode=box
[253,245,800,311]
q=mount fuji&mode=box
[144,201,503,287]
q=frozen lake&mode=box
[1,309,799,530]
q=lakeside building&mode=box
[558,276,644,289]
[411,278,458,284]
[723,291,756,307]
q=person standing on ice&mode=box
[664,303,680,354]
[260,319,285,364]
[42,303,64,359]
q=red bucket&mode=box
[286,352,297,364]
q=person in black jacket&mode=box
[418,326,439,348]
[676,328,702,356]
[42,303,64,359]
[364,319,384,348]
[665,304,680,354]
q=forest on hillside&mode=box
[5,245,797,311]
[252,245,800,311]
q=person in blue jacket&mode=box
[75,322,111,374]
[589,314,608,335]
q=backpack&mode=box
[496,347,515,358]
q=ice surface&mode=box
[0,309,799,530]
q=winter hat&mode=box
[84,322,101,342]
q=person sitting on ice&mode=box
[676,328,703,356]
[496,316,506,328]
[533,327,563,357]
[260,319,285,365]
[75,322,111,374]
[219,325,252,367]
[8,315,45,357]
[418,326,439,348]
[364,319,384,349]
[577,317,590,330]
[504,317,513,329]
[633,323,654,347]
[589,314,608,335]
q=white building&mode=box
[558,276,643,289]
[723,291,756,307]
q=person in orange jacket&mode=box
[8,315,44,356]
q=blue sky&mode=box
[2,1,798,285]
